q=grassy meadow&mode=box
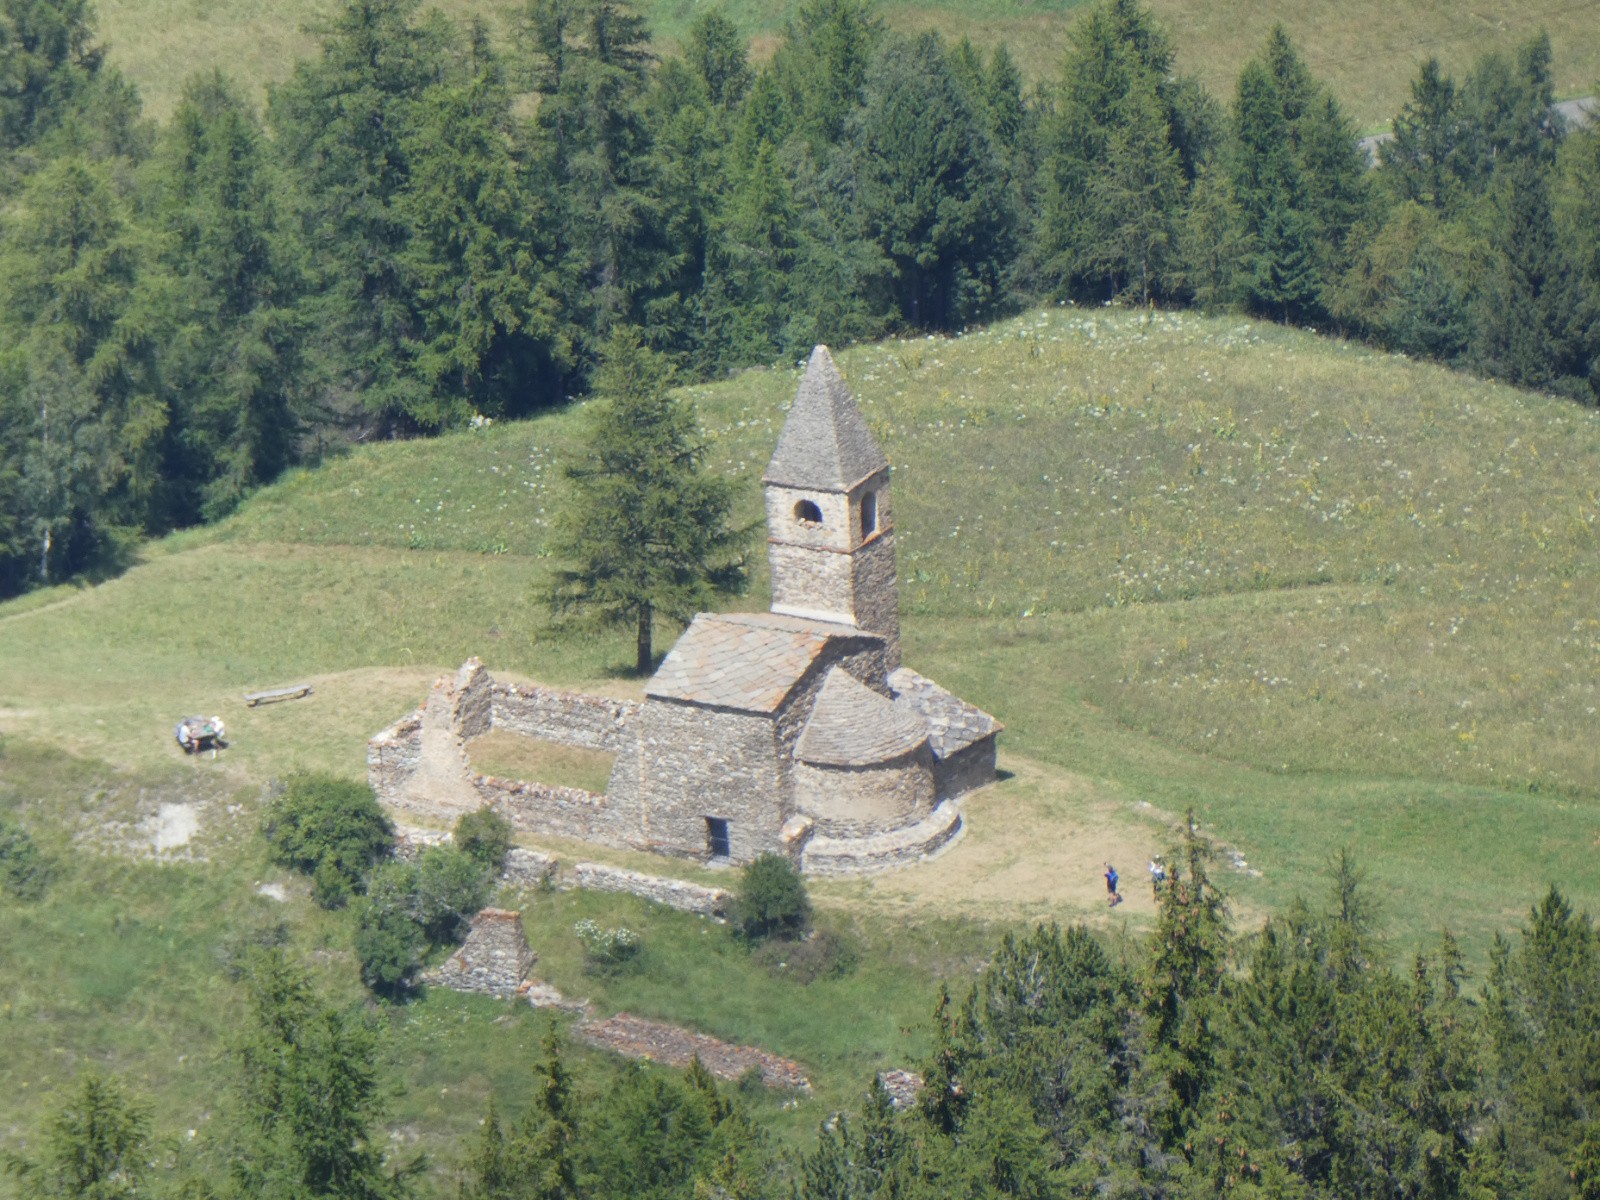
[5,305,1600,1183]
[96,0,1600,127]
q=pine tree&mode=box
[1381,58,1466,211]
[146,71,307,523]
[846,33,1015,330]
[3,1071,152,1199]
[1474,157,1594,393]
[268,0,445,430]
[770,0,883,152]
[549,327,748,674]
[398,24,570,419]
[0,0,103,153]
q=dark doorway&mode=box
[706,817,731,859]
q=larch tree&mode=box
[549,327,747,674]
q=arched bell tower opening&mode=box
[762,346,900,668]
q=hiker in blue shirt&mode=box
[1104,862,1121,906]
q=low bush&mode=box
[454,808,513,873]
[574,918,641,974]
[354,900,427,998]
[731,853,811,945]
[0,818,52,901]
[752,928,859,983]
[261,772,393,909]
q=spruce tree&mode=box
[549,327,747,674]
[846,33,1014,330]
[1381,57,1466,211]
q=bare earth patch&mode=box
[813,754,1266,931]
[576,1012,813,1093]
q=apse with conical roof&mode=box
[763,346,901,668]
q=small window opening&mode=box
[794,499,823,526]
[706,817,731,859]
[860,491,878,536]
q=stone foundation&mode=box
[491,683,640,753]
[801,801,963,876]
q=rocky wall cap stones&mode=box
[763,345,888,492]
[888,667,1003,759]
[795,667,929,766]
[646,611,880,713]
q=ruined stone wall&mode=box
[490,684,640,753]
[454,659,494,740]
[570,862,730,916]
[425,908,535,999]
[470,772,633,846]
[610,699,782,862]
[794,744,934,837]
[368,710,423,808]
[934,735,999,802]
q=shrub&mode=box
[0,818,52,901]
[354,900,426,998]
[732,853,811,944]
[261,772,393,909]
[454,808,513,873]
[752,928,859,983]
[574,918,641,974]
[412,846,493,943]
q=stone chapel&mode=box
[370,346,1001,874]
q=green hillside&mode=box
[4,307,1600,1184]
[98,0,1600,126]
[5,304,1598,935]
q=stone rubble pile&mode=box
[576,1013,812,1093]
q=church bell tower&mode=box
[763,345,900,669]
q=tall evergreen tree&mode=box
[845,33,1014,329]
[269,0,445,430]
[145,71,307,523]
[1034,0,1195,303]
[548,327,747,673]
[1380,58,1467,211]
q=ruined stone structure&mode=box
[425,908,536,999]
[370,346,1000,873]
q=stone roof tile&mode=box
[794,668,928,766]
[888,667,1003,759]
[647,611,874,713]
[763,345,888,491]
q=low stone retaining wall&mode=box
[567,862,731,917]
[802,801,963,876]
[576,1013,811,1092]
[503,847,559,887]
[491,683,640,753]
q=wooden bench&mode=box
[243,684,314,707]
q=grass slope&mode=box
[100,0,1600,127]
[5,306,1600,1186]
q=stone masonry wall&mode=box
[490,684,640,753]
[610,699,782,862]
[850,533,900,670]
[368,710,424,808]
[471,772,631,846]
[767,540,855,625]
[425,907,535,999]
[794,743,934,837]
[934,735,999,803]
[569,862,730,916]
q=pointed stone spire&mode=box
[764,346,888,491]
